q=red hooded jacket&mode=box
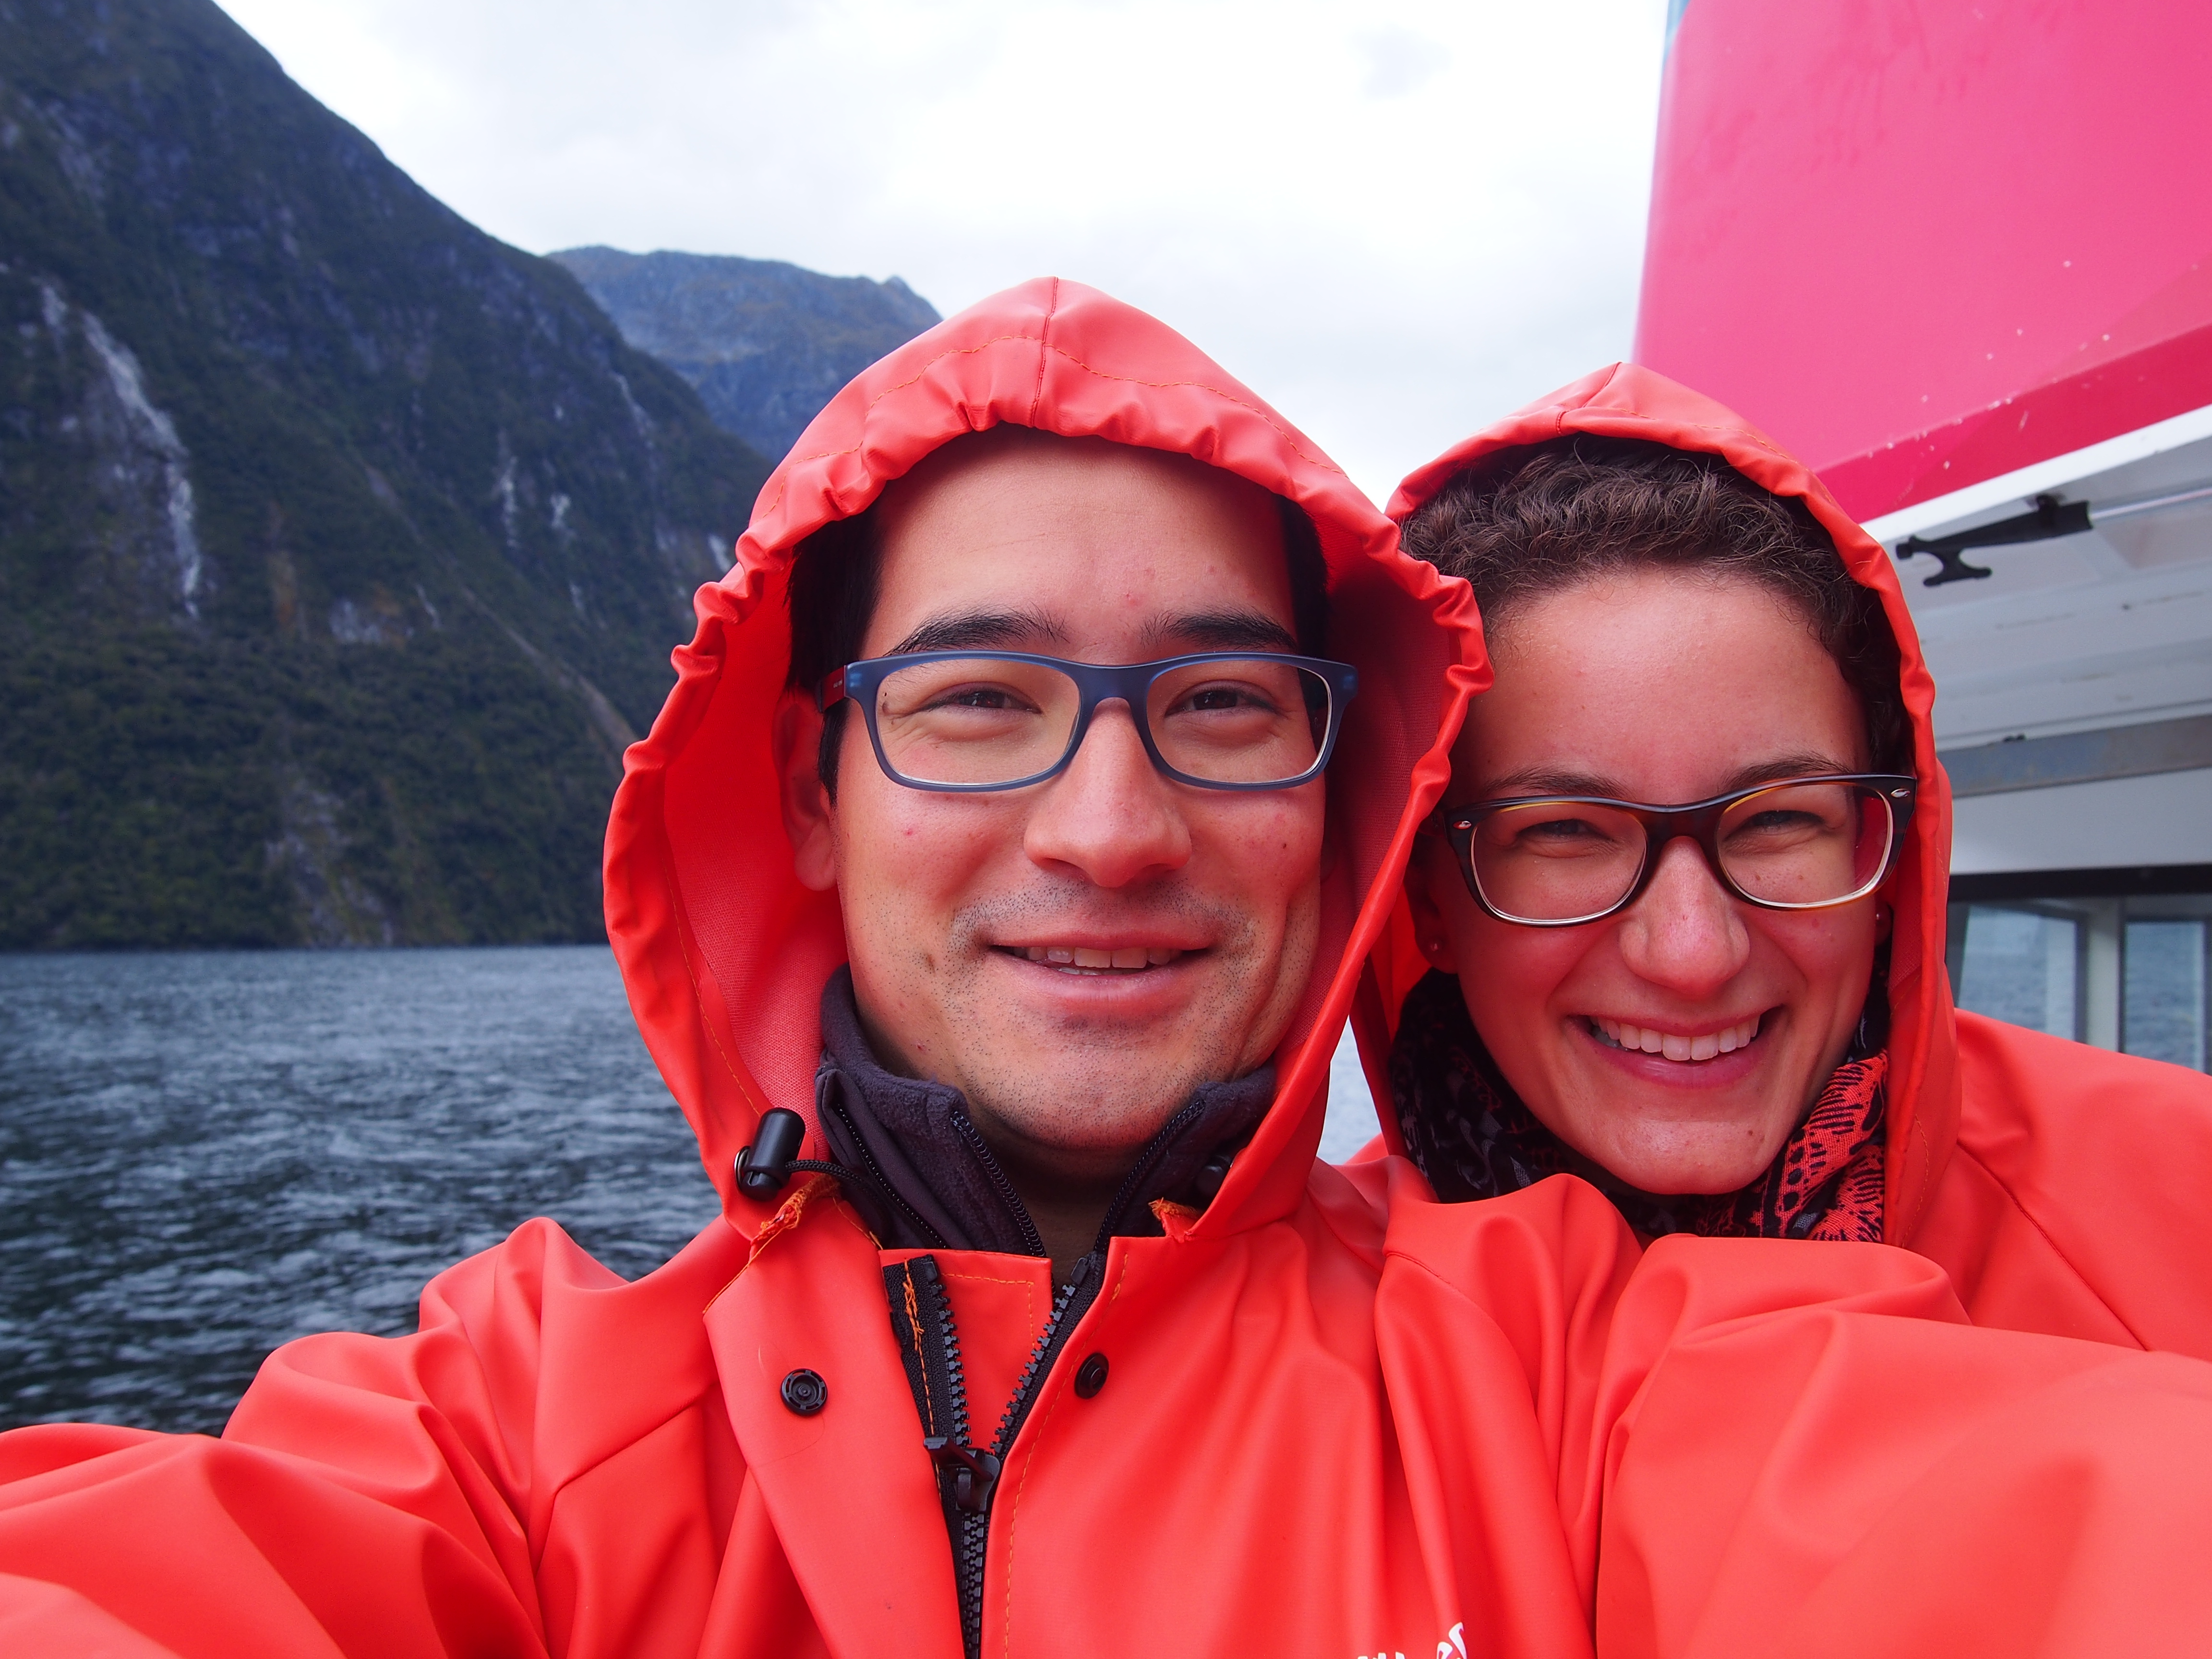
[4,290,2212,1659]
[1365,363,2212,1358]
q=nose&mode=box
[1022,700,1191,888]
[1613,835,1750,998]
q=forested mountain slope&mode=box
[0,0,771,947]
[551,247,939,461]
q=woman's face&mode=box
[1408,568,1883,1195]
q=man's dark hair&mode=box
[1399,435,1908,772]
[786,483,1331,792]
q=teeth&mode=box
[1020,946,1184,970]
[1591,1014,1762,1062]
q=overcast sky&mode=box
[215,0,1669,504]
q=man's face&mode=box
[786,433,1326,1181]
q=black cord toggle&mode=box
[735,1108,808,1198]
[734,1106,944,1238]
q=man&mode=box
[770,421,1340,1284]
[3,281,2210,1657]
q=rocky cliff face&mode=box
[550,247,940,462]
[0,0,771,947]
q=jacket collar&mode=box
[814,967,1275,1255]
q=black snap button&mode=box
[781,1368,828,1416]
[1073,1353,1108,1398]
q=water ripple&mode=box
[0,947,720,1435]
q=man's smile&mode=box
[994,943,1196,973]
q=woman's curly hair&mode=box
[1401,434,1908,771]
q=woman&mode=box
[1359,363,2212,1357]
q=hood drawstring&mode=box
[735,1107,951,1247]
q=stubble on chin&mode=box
[937,881,1281,1153]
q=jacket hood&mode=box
[606,277,1483,1241]
[1365,362,1960,1243]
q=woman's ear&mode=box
[774,692,839,892]
[1402,850,1463,976]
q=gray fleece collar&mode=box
[812,966,1276,1255]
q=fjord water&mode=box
[0,948,720,1434]
[2,948,1382,1435]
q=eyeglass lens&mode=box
[869,656,1331,788]
[1470,781,1897,922]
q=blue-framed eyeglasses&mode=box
[818,650,1359,793]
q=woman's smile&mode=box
[1585,1012,1765,1062]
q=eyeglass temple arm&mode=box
[816,667,849,710]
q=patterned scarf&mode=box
[1388,970,1887,1242]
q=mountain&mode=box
[550,247,939,461]
[0,0,771,948]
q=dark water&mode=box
[0,947,720,1435]
[0,948,1383,1438]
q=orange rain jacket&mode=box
[1363,364,2212,1359]
[5,289,2212,1659]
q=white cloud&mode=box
[1357,26,1450,100]
[216,0,1667,503]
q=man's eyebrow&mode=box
[1474,753,1858,802]
[1140,610,1299,654]
[885,608,1069,656]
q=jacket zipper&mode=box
[949,1108,1049,1258]
[947,1253,1100,1659]
[885,1254,991,1659]
[896,1095,1214,1657]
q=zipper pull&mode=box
[923,1436,1003,1514]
